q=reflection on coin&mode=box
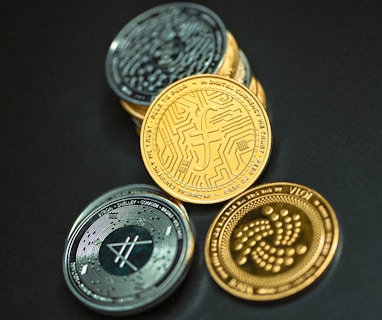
[63,185,194,315]
[233,50,252,88]
[118,29,240,124]
[68,184,189,235]
[140,74,271,204]
[217,31,240,78]
[204,182,339,300]
[249,76,267,108]
[120,99,147,123]
[105,2,227,105]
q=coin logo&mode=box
[63,185,194,315]
[105,2,227,105]
[204,182,339,300]
[140,74,272,204]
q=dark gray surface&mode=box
[1,0,381,319]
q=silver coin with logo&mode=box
[105,2,227,105]
[63,185,194,315]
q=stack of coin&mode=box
[63,184,194,315]
[64,3,341,314]
[105,2,267,135]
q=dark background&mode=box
[1,0,381,319]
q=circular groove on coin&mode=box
[105,2,227,105]
[140,74,272,204]
[204,182,339,300]
[63,185,194,315]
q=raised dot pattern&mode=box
[232,205,307,274]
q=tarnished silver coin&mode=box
[105,2,227,105]
[63,185,194,315]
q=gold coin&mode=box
[120,99,147,122]
[140,74,271,204]
[217,31,240,78]
[232,51,246,85]
[249,76,267,108]
[204,182,339,300]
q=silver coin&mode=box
[105,2,227,105]
[63,187,194,315]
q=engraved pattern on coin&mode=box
[232,205,308,274]
[106,3,226,105]
[100,226,154,275]
[165,91,253,176]
[63,188,194,315]
[74,203,180,299]
[204,182,339,300]
[140,75,272,203]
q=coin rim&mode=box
[67,184,189,238]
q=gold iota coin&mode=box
[140,74,271,204]
[204,182,339,300]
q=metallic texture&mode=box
[120,99,147,123]
[204,182,339,300]
[63,184,194,315]
[216,30,240,78]
[118,30,240,124]
[249,76,267,108]
[233,50,252,88]
[140,74,272,203]
[105,2,227,105]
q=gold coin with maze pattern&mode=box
[140,74,271,204]
[204,182,340,300]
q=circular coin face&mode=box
[204,182,339,300]
[105,2,226,105]
[140,74,272,204]
[63,186,194,315]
